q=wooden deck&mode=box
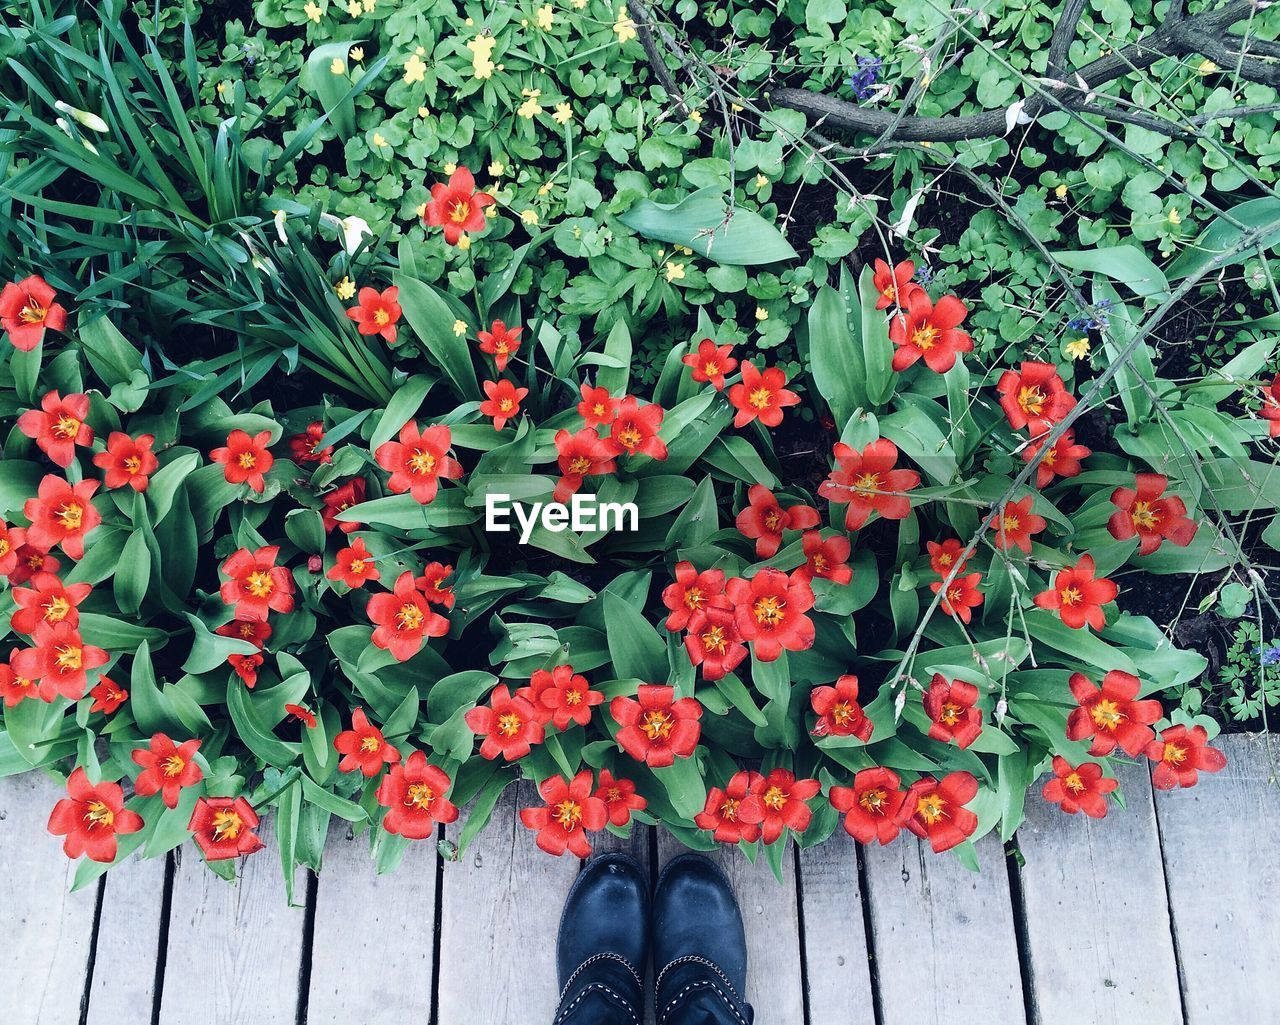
[4,733,1277,1025]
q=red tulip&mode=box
[728,362,799,428]
[346,286,401,343]
[334,707,401,776]
[997,361,1076,437]
[1042,757,1117,818]
[367,571,448,661]
[594,770,647,827]
[466,684,545,761]
[424,167,494,245]
[131,733,203,809]
[682,338,737,391]
[727,568,815,662]
[737,768,821,844]
[829,767,910,845]
[734,484,819,559]
[695,770,764,844]
[376,751,459,839]
[819,439,919,531]
[17,391,93,467]
[1145,724,1227,790]
[211,429,274,494]
[327,537,380,589]
[889,290,973,373]
[810,675,873,740]
[903,772,979,853]
[24,475,101,558]
[1034,554,1117,631]
[922,676,983,748]
[990,496,1046,554]
[520,770,608,857]
[1,275,68,351]
[605,397,667,460]
[1107,473,1197,555]
[219,546,295,622]
[48,768,142,863]
[189,796,265,861]
[374,422,463,504]
[610,684,701,767]
[1067,670,1163,757]
[93,433,159,491]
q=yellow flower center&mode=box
[553,799,583,831]
[911,324,939,351]
[449,199,471,223]
[1060,586,1083,607]
[373,308,390,326]
[54,645,83,672]
[43,595,72,623]
[1091,699,1124,731]
[683,587,705,611]
[498,712,523,737]
[753,595,786,626]
[1018,386,1046,416]
[763,785,787,811]
[83,800,114,829]
[1064,772,1086,794]
[916,793,947,825]
[1131,501,1160,530]
[1163,743,1187,765]
[719,797,740,821]
[123,455,142,474]
[565,689,582,706]
[498,398,514,413]
[568,455,592,475]
[748,386,773,410]
[211,810,243,841]
[701,625,728,654]
[397,603,424,631]
[763,511,781,532]
[348,558,366,574]
[21,300,48,323]
[640,709,674,740]
[859,789,887,815]
[237,451,256,470]
[162,755,186,777]
[1002,515,1020,535]
[939,701,963,725]
[408,449,437,476]
[245,571,274,598]
[617,426,643,450]
[607,787,622,803]
[832,701,856,726]
[853,472,882,494]
[703,360,719,376]
[56,502,84,530]
[406,782,435,810]
[53,415,81,440]
[360,735,381,753]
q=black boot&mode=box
[552,852,648,1025]
[652,853,754,1025]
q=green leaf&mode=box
[604,592,667,680]
[227,681,301,767]
[1053,245,1169,299]
[619,188,798,265]
[371,374,435,448]
[394,275,480,400]
[300,40,364,138]
[808,284,860,425]
[1166,197,1280,281]
[131,641,184,736]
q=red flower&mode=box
[17,391,93,467]
[923,676,983,748]
[479,378,528,431]
[997,362,1076,437]
[215,619,271,649]
[829,767,909,845]
[929,571,985,624]
[682,338,738,391]
[695,770,764,844]
[210,429,274,494]
[595,770,647,827]
[477,319,522,371]
[605,397,667,460]
[288,422,333,464]
[1107,473,1197,555]
[1034,554,1117,631]
[0,657,39,708]
[577,384,619,428]
[87,676,127,714]
[661,561,728,632]
[734,484,820,559]
[327,536,380,589]
[795,531,852,585]
[737,768,821,844]
[1022,429,1091,488]
[321,478,367,533]
[1042,757,1118,818]
[1261,374,1280,437]
[376,751,459,839]
[872,258,920,310]
[889,290,973,373]
[465,684,544,761]
[520,770,608,858]
[728,362,800,428]
[334,707,401,776]
[819,439,920,531]
[24,475,101,558]
[727,568,816,662]
[424,166,494,245]
[1,274,67,351]
[0,520,27,577]
[552,427,616,503]
[1067,670,1163,756]
[610,684,702,767]
[285,703,317,728]
[367,571,448,661]
[810,675,873,740]
[346,286,401,343]
[228,653,263,687]
[7,543,58,584]
[903,771,979,853]
[93,433,158,491]
[417,563,456,608]
[990,496,1046,554]
[375,422,463,504]
[219,546,295,622]
[12,621,108,701]
[131,733,203,809]
[926,538,968,577]
[518,665,603,730]
[1145,724,1227,790]
[684,606,748,682]
[48,768,142,863]
[188,796,265,861]
[11,572,91,635]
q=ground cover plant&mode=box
[1,0,1278,888]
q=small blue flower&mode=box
[1260,645,1280,667]
[914,264,934,285]
[1066,299,1113,332]
[845,56,883,102]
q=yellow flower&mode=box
[1064,337,1091,360]
[416,46,425,56]
[731,102,743,112]
[689,109,703,125]
[535,4,554,29]
[415,202,429,219]
[304,1,323,22]
[675,245,692,256]
[613,6,637,43]
[403,54,427,84]
[755,306,769,322]
[457,234,472,250]
[346,0,360,15]
[453,320,468,336]
[1168,207,1182,225]
[335,276,356,300]
[444,162,458,175]
[521,209,539,225]
[329,58,345,75]
[418,106,431,118]
[216,80,228,96]
[537,182,553,196]
[489,160,505,177]
[1198,58,1218,75]
[363,0,376,10]
[467,35,497,80]
[372,132,387,147]
[665,261,685,282]
[755,174,768,188]
[349,46,364,62]
[518,88,543,119]
[1054,183,1068,199]
[553,102,573,125]
[571,0,586,7]
[485,206,497,218]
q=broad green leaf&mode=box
[619,188,798,265]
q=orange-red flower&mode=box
[889,290,972,373]
[375,422,463,504]
[215,619,271,649]
[18,391,93,467]
[810,675,873,740]
[518,664,603,730]
[929,570,984,624]
[610,684,702,767]
[737,768,821,843]
[595,769,647,827]
[872,258,921,310]
[219,546,295,622]
[1042,757,1117,818]
[682,338,738,391]
[552,427,616,503]
[189,796,264,861]
[479,379,528,431]
[926,538,968,577]
[131,733,203,809]
[923,676,983,748]
[321,478,366,533]
[829,767,909,845]
[11,572,91,635]
[1,275,67,351]
[228,652,263,687]
[466,684,545,761]
[12,621,108,701]
[520,770,608,857]
[990,496,1046,554]
[695,770,764,844]
[577,384,619,428]
[795,531,852,585]
[88,676,127,714]
[1034,554,1116,631]
[661,562,729,632]
[93,432,158,491]
[819,439,919,531]
[367,571,448,661]
[476,319,522,371]
[0,658,39,707]
[48,768,142,862]
[24,475,101,558]
[417,562,456,608]
[424,166,494,245]
[285,703,317,728]
[0,520,26,577]
[1066,669,1162,756]
[728,362,799,428]
[334,707,402,776]
[211,429,274,493]
[734,484,820,559]
[903,771,979,853]
[684,606,747,682]
[288,422,333,464]
[605,397,667,460]
[1022,429,1091,488]
[1145,724,1227,790]
[7,542,58,584]
[1261,374,1280,436]
[327,536,380,589]
[1107,473,1197,555]
[346,286,402,343]
[727,568,815,662]
[997,361,1076,437]
[376,751,459,839]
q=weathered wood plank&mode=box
[436,781,579,1025]
[85,851,169,1025]
[797,830,876,1025]
[158,815,307,1025]
[656,829,804,1024]
[1155,733,1280,1024]
[1016,758,1181,1025]
[862,833,1026,1025]
[306,821,439,1024]
[0,772,98,1025]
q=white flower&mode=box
[321,213,373,254]
[273,209,289,244]
[54,100,109,133]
